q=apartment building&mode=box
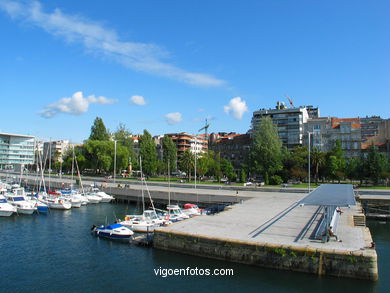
[166,132,208,156]
[209,132,250,170]
[0,132,35,170]
[251,102,317,150]
[42,140,70,163]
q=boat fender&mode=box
[164,214,170,220]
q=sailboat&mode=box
[120,157,163,232]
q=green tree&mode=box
[207,151,222,182]
[162,135,177,173]
[113,123,135,169]
[365,145,388,185]
[249,116,283,185]
[311,147,326,184]
[89,117,110,141]
[325,140,346,182]
[221,158,236,182]
[179,150,194,180]
[239,167,247,183]
[84,140,113,174]
[139,130,157,176]
[197,154,210,178]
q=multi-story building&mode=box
[251,102,315,150]
[42,140,70,163]
[209,132,251,171]
[361,116,383,142]
[304,118,362,158]
[0,132,35,170]
[166,132,208,156]
[328,118,362,158]
[361,118,390,157]
[303,117,332,151]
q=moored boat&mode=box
[0,194,17,216]
[92,223,134,240]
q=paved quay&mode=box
[159,192,369,251]
[154,190,378,280]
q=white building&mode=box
[251,102,316,150]
[0,132,35,170]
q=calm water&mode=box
[0,204,388,293]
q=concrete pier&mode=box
[154,192,378,280]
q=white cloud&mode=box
[223,97,248,120]
[165,112,182,125]
[0,0,225,87]
[129,95,146,106]
[38,91,116,118]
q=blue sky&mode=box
[0,0,389,143]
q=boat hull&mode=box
[98,197,112,203]
[17,208,36,215]
[48,203,72,210]
[0,210,14,217]
[94,230,133,240]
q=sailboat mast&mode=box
[168,159,170,206]
[48,138,51,191]
[140,156,145,212]
[71,145,75,190]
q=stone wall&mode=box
[154,230,378,280]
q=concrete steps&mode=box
[353,214,366,226]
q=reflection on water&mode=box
[0,204,387,292]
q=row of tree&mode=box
[60,117,236,182]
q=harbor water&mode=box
[1,203,388,293]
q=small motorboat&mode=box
[182,203,204,217]
[162,205,190,222]
[0,194,17,216]
[5,193,37,215]
[92,188,114,203]
[91,223,134,240]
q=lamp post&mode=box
[113,140,117,185]
[308,132,312,193]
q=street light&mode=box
[308,131,313,193]
[113,140,117,185]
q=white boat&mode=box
[27,194,49,213]
[120,210,164,232]
[92,223,134,240]
[92,188,114,203]
[120,217,159,233]
[84,192,102,203]
[5,193,37,215]
[46,196,72,210]
[182,203,203,217]
[69,195,82,208]
[60,189,89,205]
[72,193,89,205]
[164,205,190,222]
[0,193,17,216]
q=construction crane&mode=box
[198,118,210,146]
[285,95,295,108]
